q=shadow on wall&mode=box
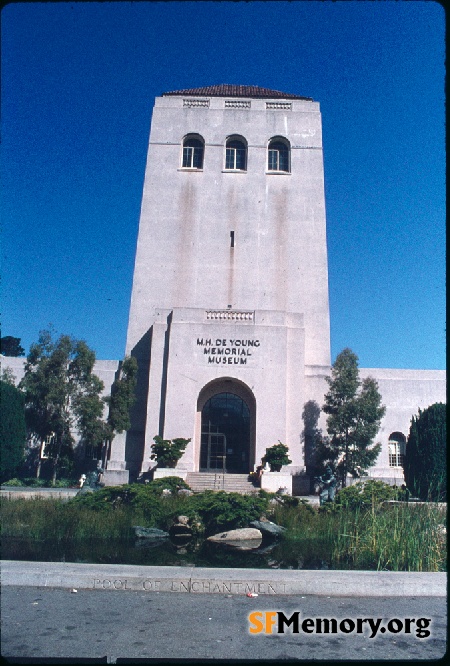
[158,311,173,436]
[125,328,152,481]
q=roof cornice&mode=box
[162,84,312,101]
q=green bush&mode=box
[2,477,77,488]
[404,403,446,501]
[150,436,190,467]
[22,478,52,487]
[2,478,24,486]
[71,482,193,529]
[192,490,270,535]
[0,381,26,482]
[52,478,77,487]
[270,499,317,532]
[262,441,292,471]
[332,480,398,511]
[145,476,192,494]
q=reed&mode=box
[271,500,446,572]
[330,501,446,572]
[1,497,136,541]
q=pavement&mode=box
[1,561,447,663]
[1,586,447,663]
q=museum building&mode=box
[4,85,445,491]
[102,85,445,490]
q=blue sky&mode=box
[2,1,445,369]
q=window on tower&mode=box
[182,135,205,169]
[267,138,290,172]
[225,137,247,171]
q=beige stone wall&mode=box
[359,368,446,483]
[126,94,330,369]
[123,91,331,480]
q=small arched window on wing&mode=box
[388,432,406,467]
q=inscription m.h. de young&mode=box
[197,338,260,365]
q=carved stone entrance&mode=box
[197,379,256,474]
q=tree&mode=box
[0,380,26,481]
[1,367,17,386]
[0,336,25,357]
[19,330,108,485]
[103,356,138,464]
[403,403,446,501]
[106,356,138,435]
[321,348,385,487]
[302,400,323,480]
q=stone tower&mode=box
[105,85,331,485]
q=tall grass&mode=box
[1,493,198,542]
[270,500,446,572]
[1,498,138,541]
[330,502,446,572]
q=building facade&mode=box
[4,86,445,489]
[103,85,445,488]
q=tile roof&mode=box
[162,84,312,101]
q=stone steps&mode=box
[186,473,259,494]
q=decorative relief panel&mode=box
[206,310,254,322]
[183,99,210,107]
[225,100,251,109]
[266,102,292,110]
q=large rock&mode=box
[169,523,192,537]
[207,528,262,543]
[217,539,263,551]
[133,526,169,539]
[249,520,287,537]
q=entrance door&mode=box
[200,392,250,473]
[201,431,227,472]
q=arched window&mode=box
[268,138,290,172]
[388,432,406,467]
[182,135,204,169]
[225,137,247,171]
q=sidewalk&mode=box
[2,560,446,596]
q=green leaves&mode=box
[106,356,138,435]
[0,381,26,481]
[19,329,107,483]
[0,336,25,357]
[262,441,292,469]
[150,436,191,467]
[403,403,446,500]
[321,348,385,485]
[193,490,270,535]
[333,480,398,511]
